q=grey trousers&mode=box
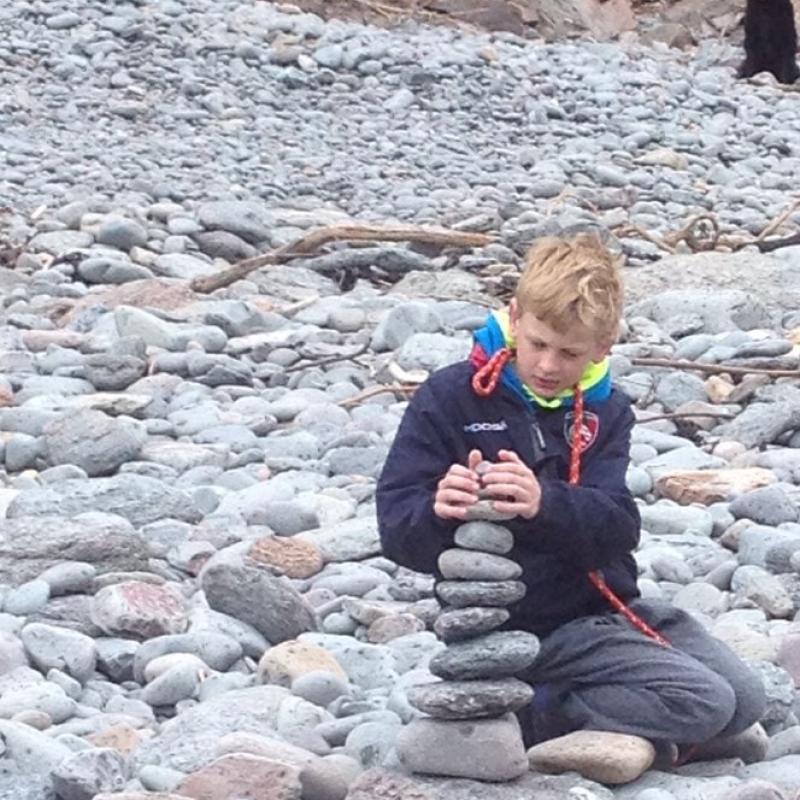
[518,599,767,746]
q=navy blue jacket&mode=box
[376,360,641,638]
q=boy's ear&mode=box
[591,338,613,362]
[509,298,520,330]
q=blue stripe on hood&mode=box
[472,312,612,410]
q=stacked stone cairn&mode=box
[396,463,541,782]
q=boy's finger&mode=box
[497,449,524,464]
[467,449,483,471]
[440,475,479,493]
[436,489,478,508]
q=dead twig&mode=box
[752,197,800,244]
[285,342,370,374]
[630,357,800,379]
[338,383,418,408]
[635,411,735,424]
[190,224,493,295]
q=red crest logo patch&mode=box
[564,411,600,452]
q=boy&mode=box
[376,234,765,764]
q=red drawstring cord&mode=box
[472,347,513,396]
[472,351,670,648]
[570,387,671,649]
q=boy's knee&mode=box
[720,666,768,738]
[688,673,738,742]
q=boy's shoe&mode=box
[674,723,768,766]
[650,740,679,771]
[516,683,572,747]
[527,730,655,785]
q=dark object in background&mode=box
[739,0,800,84]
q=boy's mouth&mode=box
[531,376,559,393]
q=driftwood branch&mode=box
[191,224,493,294]
[338,383,418,408]
[285,342,369,374]
[630,357,800,379]
[636,411,735,424]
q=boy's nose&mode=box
[539,350,560,373]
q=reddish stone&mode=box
[176,754,302,800]
[248,536,324,579]
[91,580,189,639]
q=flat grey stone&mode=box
[435,580,526,608]
[6,476,201,527]
[454,522,514,555]
[438,549,521,581]
[408,678,533,719]
[396,714,528,781]
[429,631,540,680]
[433,607,510,643]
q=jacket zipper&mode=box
[529,415,547,462]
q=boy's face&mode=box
[509,301,610,398]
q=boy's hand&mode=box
[434,449,482,520]
[480,449,541,520]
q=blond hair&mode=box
[515,233,623,341]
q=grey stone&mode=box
[433,606,510,643]
[731,565,794,618]
[717,402,800,448]
[198,200,273,244]
[6,476,201,527]
[730,485,799,526]
[437,549,521,581]
[201,560,316,643]
[3,580,50,615]
[51,748,128,800]
[0,632,27,676]
[115,306,227,353]
[0,509,149,582]
[408,678,533,719]
[42,409,146,477]
[370,302,442,351]
[0,680,76,723]
[344,719,402,769]
[83,354,147,391]
[429,631,540,680]
[628,287,770,333]
[152,253,216,281]
[639,501,714,537]
[396,714,528,781]
[300,633,398,692]
[78,256,153,284]
[37,562,96,596]
[133,685,294,772]
[95,638,139,683]
[290,670,351,707]
[298,518,381,562]
[5,433,43,472]
[20,623,96,683]
[95,217,148,250]
[435,580,526,608]
[132,632,242,684]
[454,522,514,555]
[655,372,708,412]
[142,662,201,707]
[395,333,472,372]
